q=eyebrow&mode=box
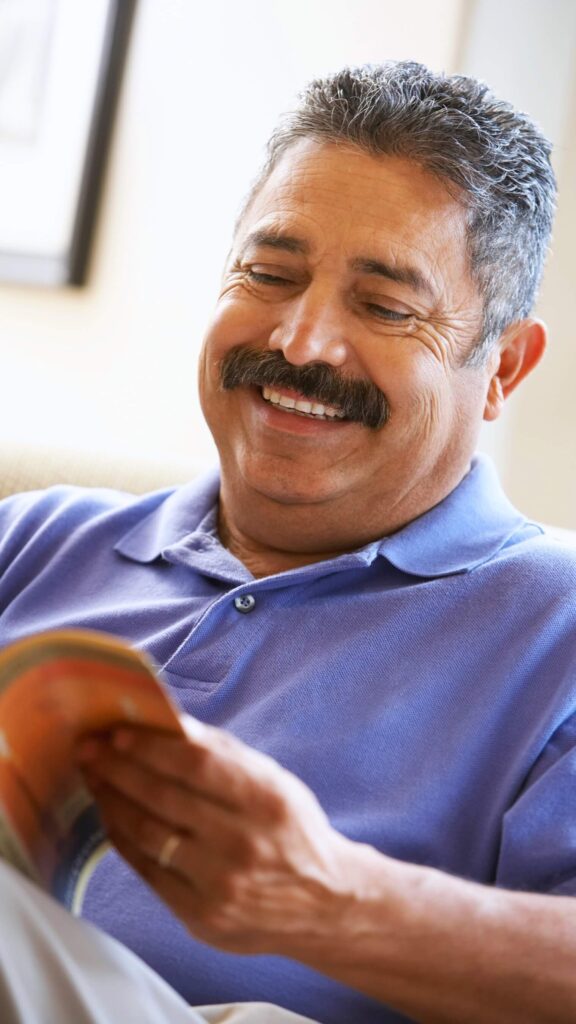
[241,230,310,256]
[241,230,434,299]
[350,257,434,298]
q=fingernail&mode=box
[112,728,134,751]
[182,714,206,741]
[76,738,102,764]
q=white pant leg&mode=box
[0,862,318,1024]
[0,860,207,1024]
[196,1008,319,1024]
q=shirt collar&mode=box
[114,469,221,564]
[375,455,527,577]
[114,455,528,579]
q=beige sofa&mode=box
[0,443,198,501]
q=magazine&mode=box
[0,629,184,912]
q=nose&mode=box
[268,287,350,367]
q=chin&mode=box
[236,455,348,507]
[253,475,342,507]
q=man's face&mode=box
[199,141,498,545]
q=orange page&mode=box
[0,629,184,910]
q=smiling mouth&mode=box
[260,385,347,421]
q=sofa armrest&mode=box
[0,444,197,500]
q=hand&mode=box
[77,716,362,956]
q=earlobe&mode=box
[483,319,547,422]
[484,374,504,422]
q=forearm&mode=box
[78,724,576,1022]
[297,839,576,1024]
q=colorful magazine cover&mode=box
[0,629,183,911]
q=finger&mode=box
[111,829,260,954]
[89,721,288,822]
[107,825,205,928]
[91,778,264,925]
[86,769,260,876]
[91,777,196,869]
[81,748,240,831]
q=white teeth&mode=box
[261,386,345,420]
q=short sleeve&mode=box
[496,713,576,896]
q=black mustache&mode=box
[219,347,390,430]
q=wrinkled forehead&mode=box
[235,140,478,308]
[239,139,468,228]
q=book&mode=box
[0,629,184,912]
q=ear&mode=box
[483,318,547,422]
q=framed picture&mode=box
[0,0,137,286]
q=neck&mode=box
[216,456,473,578]
[218,507,356,578]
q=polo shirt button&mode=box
[234,594,256,613]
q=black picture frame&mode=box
[0,0,137,287]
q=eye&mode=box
[246,268,293,286]
[366,303,413,322]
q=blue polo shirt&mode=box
[1,455,576,1024]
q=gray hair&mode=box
[244,61,556,363]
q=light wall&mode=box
[0,0,464,467]
[503,81,576,525]
[460,0,576,528]
[1,0,574,528]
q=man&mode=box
[1,60,575,1023]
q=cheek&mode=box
[197,312,240,414]
[361,340,437,406]
[201,307,240,363]
[368,346,454,439]
[197,344,212,424]
[415,390,445,436]
[205,294,276,358]
[197,314,243,406]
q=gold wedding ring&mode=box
[158,832,181,870]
